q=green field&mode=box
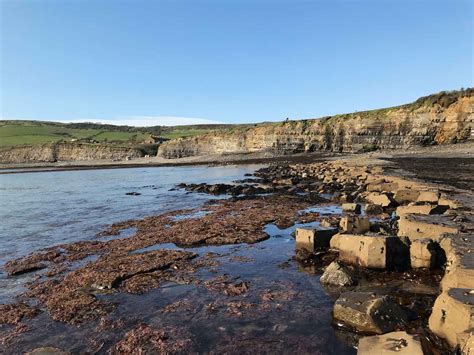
[0,120,242,148]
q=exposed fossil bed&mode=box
[1,155,473,354]
[158,91,474,158]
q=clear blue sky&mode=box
[1,0,472,126]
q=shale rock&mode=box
[320,261,355,287]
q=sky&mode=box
[0,0,472,126]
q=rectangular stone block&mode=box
[339,216,370,234]
[330,234,388,269]
[295,227,338,252]
[417,190,439,203]
[394,189,420,204]
[396,205,448,216]
[397,214,459,242]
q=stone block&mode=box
[365,193,392,207]
[410,239,444,269]
[342,203,362,214]
[357,331,423,355]
[397,214,459,242]
[417,190,439,204]
[295,227,338,253]
[339,216,370,234]
[428,288,474,349]
[394,189,420,204]
[396,204,448,216]
[330,234,387,269]
[366,182,399,193]
[333,292,407,334]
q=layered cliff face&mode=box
[0,143,144,164]
[158,92,474,159]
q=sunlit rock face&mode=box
[158,93,474,158]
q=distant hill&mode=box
[0,120,249,148]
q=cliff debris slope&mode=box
[158,89,474,158]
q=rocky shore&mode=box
[0,154,472,354]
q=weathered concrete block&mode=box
[410,239,444,269]
[357,331,423,355]
[330,234,387,269]
[295,227,338,253]
[342,203,361,214]
[365,192,392,207]
[396,204,448,216]
[428,288,474,349]
[394,189,420,204]
[397,214,459,242]
[417,190,439,204]
[320,261,355,287]
[339,216,370,234]
[333,292,407,334]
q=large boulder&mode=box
[333,291,407,334]
[320,261,355,287]
[429,288,474,350]
[357,331,424,355]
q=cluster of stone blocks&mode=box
[292,161,473,354]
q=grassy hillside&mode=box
[0,120,244,147]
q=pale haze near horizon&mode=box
[0,0,472,127]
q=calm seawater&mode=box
[0,165,261,302]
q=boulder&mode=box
[342,203,362,214]
[339,216,370,234]
[320,261,355,287]
[393,189,420,204]
[428,288,474,349]
[295,227,338,252]
[357,331,424,355]
[330,234,387,269]
[333,291,407,334]
[365,193,392,208]
[397,214,459,242]
[417,190,439,204]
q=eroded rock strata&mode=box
[158,90,474,158]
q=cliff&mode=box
[158,90,474,159]
[0,142,145,164]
